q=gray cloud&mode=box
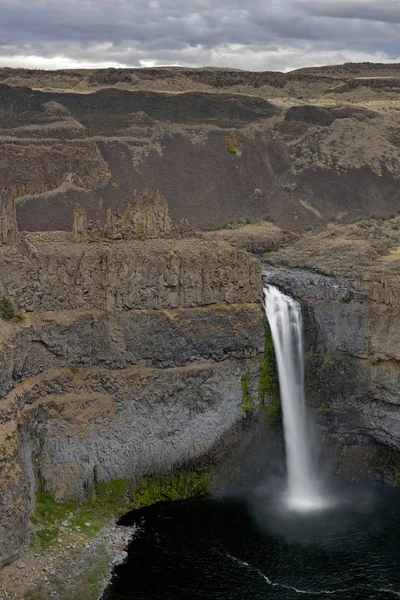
[292,0,400,23]
[0,0,398,70]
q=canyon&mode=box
[0,64,400,597]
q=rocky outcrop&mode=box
[0,237,264,568]
[73,189,172,242]
[356,271,400,308]
[0,236,260,312]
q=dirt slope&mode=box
[0,64,399,232]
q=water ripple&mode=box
[226,553,400,598]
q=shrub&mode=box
[224,132,243,155]
[370,357,382,366]
[281,182,298,192]
[0,297,23,321]
[291,147,314,172]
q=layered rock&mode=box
[0,236,260,311]
[0,237,263,568]
[73,189,173,242]
[0,75,398,233]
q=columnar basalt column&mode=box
[72,203,89,242]
[0,187,18,245]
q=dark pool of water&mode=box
[103,483,400,600]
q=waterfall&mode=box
[263,285,325,511]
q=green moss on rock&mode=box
[131,471,210,510]
[241,372,253,413]
[258,318,280,425]
[31,468,209,547]
[376,451,400,486]
[263,398,281,425]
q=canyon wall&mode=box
[0,74,399,233]
[0,237,264,568]
[263,267,400,482]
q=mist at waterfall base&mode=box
[102,286,400,599]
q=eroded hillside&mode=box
[0,64,399,233]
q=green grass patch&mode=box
[31,469,210,548]
[259,318,279,403]
[34,491,76,523]
[30,489,108,550]
[258,318,280,426]
[31,527,60,549]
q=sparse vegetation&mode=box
[30,490,105,551]
[316,404,331,413]
[339,295,351,304]
[0,297,23,321]
[131,471,209,509]
[25,542,114,600]
[225,217,251,229]
[281,182,298,192]
[291,147,315,172]
[370,357,382,366]
[224,132,243,155]
[32,467,210,545]
[201,217,251,231]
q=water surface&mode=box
[103,484,400,600]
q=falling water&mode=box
[263,285,326,511]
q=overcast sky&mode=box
[0,0,399,71]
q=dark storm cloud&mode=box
[0,0,398,70]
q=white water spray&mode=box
[263,285,327,511]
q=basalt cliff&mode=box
[0,203,264,571]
